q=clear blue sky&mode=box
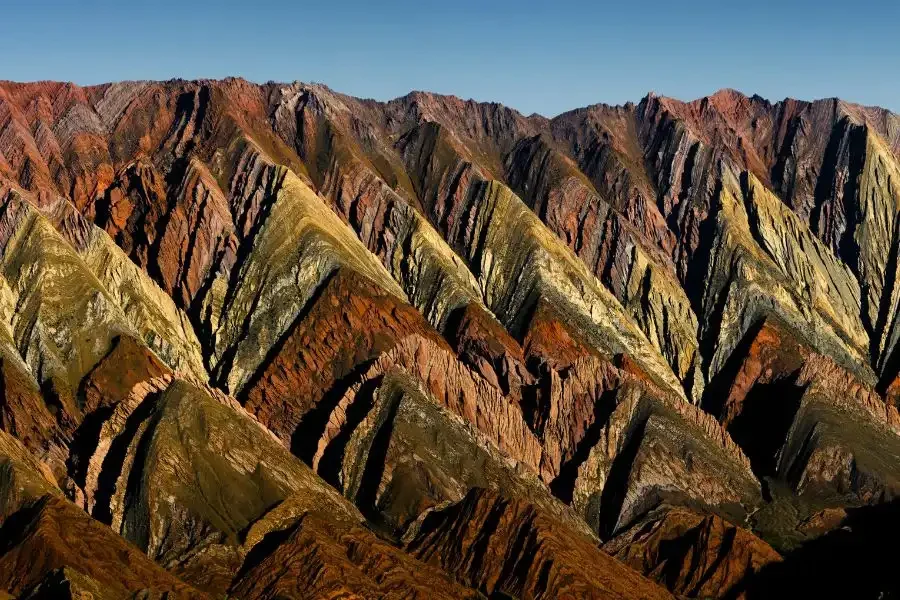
[1,0,897,117]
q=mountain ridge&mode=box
[1,76,900,598]
[5,76,898,122]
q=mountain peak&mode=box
[1,76,899,599]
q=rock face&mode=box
[0,496,207,599]
[777,356,900,503]
[336,369,591,538]
[0,428,203,598]
[1,78,900,598]
[239,267,440,449]
[605,506,781,599]
[230,513,480,600]
[0,429,60,520]
[404,488,673,599]
[77,376,362,594]
[569,382,762,539]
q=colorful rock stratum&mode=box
[1,79,899,599]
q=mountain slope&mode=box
[0,78,899,598]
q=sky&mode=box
[0,0,897,117]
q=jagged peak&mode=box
[2,79,895,140]
[2,71,900,599]
[550,99,633,123]
[638,87,887,120]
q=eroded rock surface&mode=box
[230,513,480,600]
[605,506,781,599]
[78,376,361,594]
[0,496,206,599]
[2,79,900,598]
[404,488,674,600]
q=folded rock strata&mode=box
[1,79,900,599]
[76,375,361,594]
[604,505,781,599]
[337,369,591,537]
[229,513,480,600]
[403,488,674,600]
[0,496,207,599]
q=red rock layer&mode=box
[0,496,205,598]
[447,302,533,398]
[605,506,781,599]
[79,334,171,415]
[522,297,600,370]
[320,334,546,480]
[0,356,58,468]
[230,513,478,599]
[240,267,445,447]
[709,319,809,427]
[405,488,674,600]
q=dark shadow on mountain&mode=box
[289,357,377,467]
[550,388,619,503]
[702,319,768,419]
[727,374,803,483]
[739,500,900,600]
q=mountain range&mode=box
[1,78,899,598]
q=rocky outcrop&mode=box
[312,334,546,480]
[76,376,361,594]
[0,188,206,379]
[94,156,238,313]
[336,370,591,537]
[0,496,206,598]
[0,187,208,480]
[230,513,479,599]
[292,92,487,334]
[78,334,171,415]
[404,488,674,600]
[0,428,60,520]
[504,134,703,400]
[398,121,687,399]
[777,356,900,503]
[548,101,673,254]
[446,302,533,399]
[239,267,441,448]
[702,319,810,479]
[202,168,407,395]
[274,86,540,419]
[0,344,59,471]
[705,319,808,429]
[5,78,900,598]
[571,385,760,538]
[605,506,781,599]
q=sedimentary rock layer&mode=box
[1,78,900,598]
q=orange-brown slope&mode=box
[240,267,445,450]
[405,488,674,600]
[231,513,479,600]
[0,496,207,598]
[605,506,781,599]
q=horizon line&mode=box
[0,77,893,120]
